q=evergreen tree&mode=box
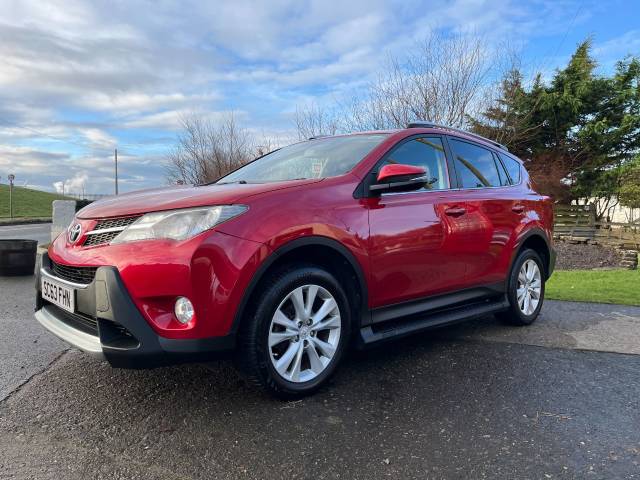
[471,39,640,214]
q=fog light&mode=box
[174,297,194,324]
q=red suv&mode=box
[36,122,555,397]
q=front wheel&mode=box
[234,265,351,399]
[496,249,545,326]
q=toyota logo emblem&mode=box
[68,223,82,243]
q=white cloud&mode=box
[0,145,67,172]
[76,92,220,115]
[122,109,249,130]
[53,172,88,195]
[594,30,640,61]
[79,128,116,148]
[0,0,617,194]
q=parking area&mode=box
[0,223,52,245]
[1,274,639,479]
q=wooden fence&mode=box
[554,204,640,250]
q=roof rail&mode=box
[406,121,508,152]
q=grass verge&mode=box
[0,184,70,218]
[546,269,640,306]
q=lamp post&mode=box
[8,174,15,219]
[115,148,119,195]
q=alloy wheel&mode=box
[268,284,341,383]
[517,259,542,316]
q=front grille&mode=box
[48,304,98,336]
[84,231,120,247]
[83,216,140,247]
[51,260,97,285]
[94,216,140,230]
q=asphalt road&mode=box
[1,273,639,479]
[0,222,52,245]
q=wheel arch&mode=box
[513,228,553,279]
[230,236,369,335]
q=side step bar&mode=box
[359,297,509,347]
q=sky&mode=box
[1,0,639,195]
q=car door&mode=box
[447,137,522,287]
[365,135,470,308]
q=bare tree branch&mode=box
[166,113,271,184]
[294,103,340,140]
[293,33,493,138]
[354,33,491,130]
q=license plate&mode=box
[41,276,75,313]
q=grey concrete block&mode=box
[51,200,76,242]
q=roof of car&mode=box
[405,122,508,151]
[310,123,508,152]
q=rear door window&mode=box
[449,138,501,188]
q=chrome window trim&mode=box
[381,188,450,197]
[381,182,521,197]
[446,183,521,192]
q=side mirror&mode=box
[370,164,427,194]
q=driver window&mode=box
[380,137,449,191]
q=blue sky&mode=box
[1,0,639,194]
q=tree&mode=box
[166,113,257,185]
[472,40,640,214]
[294,103,340,140]
[619,158,640,211]
[294,33,493,138]
[570,56,640,216]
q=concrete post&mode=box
[51,200,77,242]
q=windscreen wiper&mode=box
[213,180,248,185]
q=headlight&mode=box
[111,205,247,244]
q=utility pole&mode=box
[114,148,119,195]
[8,174,15,219]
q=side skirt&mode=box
[357,287,509,347]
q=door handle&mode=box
[512,204,525,214]
[444,206,466,217]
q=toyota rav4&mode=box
[35,122,555,398]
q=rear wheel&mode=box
[234,265,351,398]
[497,249,545,326]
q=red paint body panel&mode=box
[75,179,323,219]
[365,192,468,306]
[49,127,554,342]
[49,230,267,338]
[376,163,425,182]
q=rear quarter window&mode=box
[499,154,522,184]
[493,152,511,186]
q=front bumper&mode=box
[35,253,235,368]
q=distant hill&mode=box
[0,184,71,218]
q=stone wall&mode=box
[621,250,639,270]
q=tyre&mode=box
[234,265,351,399]
[496,248,545,326]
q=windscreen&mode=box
[218,134,388,184]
